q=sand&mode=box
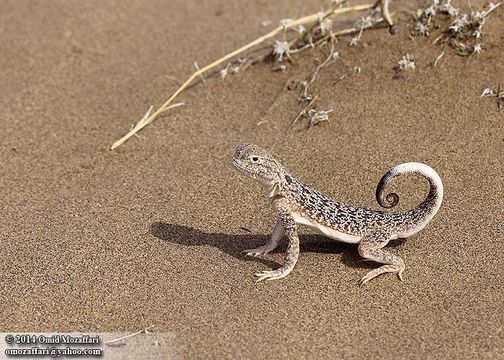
[0,0,503,359]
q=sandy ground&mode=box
[0,0,503,359]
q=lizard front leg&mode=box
[255,198,299,282]
[358,231,405,285]
[243,218,284,257]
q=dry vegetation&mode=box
[110,0,502,150]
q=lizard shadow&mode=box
[150,222,408,270]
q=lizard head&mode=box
[232,144,287,198]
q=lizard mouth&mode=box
[232,158,260,180]
[232,158,250,174]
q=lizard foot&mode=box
[243,245,275,257]
[359,264,405,286]
[255,269,290,282]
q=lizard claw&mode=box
[359,274,373,286]
[359,264,405,286]
[243,250,261,257]
[255,269,289,282]
[397,269,405,281]
[242,246,273,257]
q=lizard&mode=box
[231,144,443,284]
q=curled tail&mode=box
[376,162,444,235]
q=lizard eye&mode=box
[250,156,259,163]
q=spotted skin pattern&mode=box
[232,144,444,284]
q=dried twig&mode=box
[309,38,338,84]
[105,325,155,346]
[288,95,318,130]
[193,62,206,84]
[433,51,445,67]
[112,103,184,149]
[296,13,393,51]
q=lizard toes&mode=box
[397,269,405,281]
[359,270,380,286]
[243,249,262,257]
[359,276,371,286]
[255,272,270,282]
[243,248,271,257]
[255,270,287,282]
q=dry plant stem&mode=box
[260,77,293,121]
[193,62,206,83]
[288,0,347,49]
[331,17,389,36]
[288,95,318,130]
[309,38,336,84]
[288,15,390,130]
[105,325,155,345]
[433,51,445,67]
[290,13,391,54]
[110,3,373,150]
[484,2,502,16]
[111,103,184,149]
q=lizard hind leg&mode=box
[358,232,405,286]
